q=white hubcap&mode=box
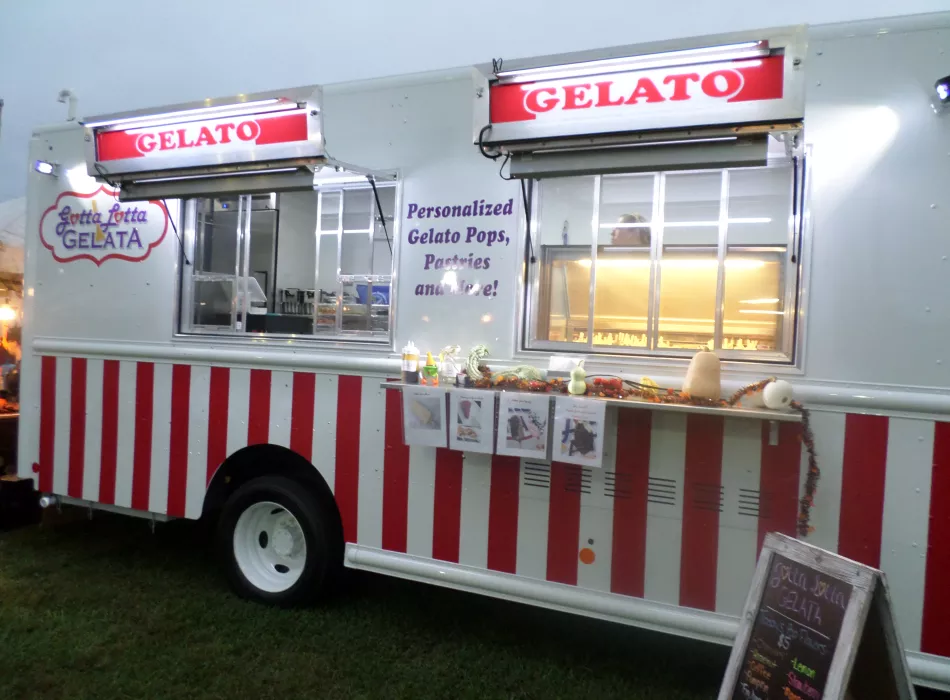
[233,501,307,593]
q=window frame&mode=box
[521,155,806,365]
[177,181,401,347]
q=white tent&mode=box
[0,198,24,276]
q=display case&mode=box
[537,243,786,352]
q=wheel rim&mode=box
[233,501,307,593]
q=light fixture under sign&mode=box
[495,41,771,84]
[34,160,58,177]
[133,167,301,184]
[83,98,294,130]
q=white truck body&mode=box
[17,11,950,690]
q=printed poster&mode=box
[448,389,495,454]
[553,396,606,468]
[402,386,447,448]
[496,392,551,460]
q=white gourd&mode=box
[568,360,587,395]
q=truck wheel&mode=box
[217,475,340,606]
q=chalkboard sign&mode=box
[731,552,853,699]
[719,533,916,700]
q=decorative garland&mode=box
[793,402,819,538]
[474,371,820,538]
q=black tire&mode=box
[216,475,342,606]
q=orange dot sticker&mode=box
[579,547,596,565]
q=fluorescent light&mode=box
[496,41,769,83]
[599,217,771,229]
[738,309,784,315]
[740,298,779,304]
[34,160,57,176]
[314,174,371,186]
[84,98,290,129]
[135,167,300,184]
[574,258,766,270]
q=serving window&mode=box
[180,183,397,342]
[525,134,803,362]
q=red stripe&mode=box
[290,372,316,461]
[487,455,520,573]
[166,365,191,518]
[247,369,271,446]
[432,448,463,563]
[207,366,230,484]
[757,421,802,553]
[131,363,154,511]
[611,410,651,597]
[679,414,725,611]
[38,356,56,493]
[335,375,362,543]
[382,387,410,553]
[838,414,888,567]
[67,358,87,498]
[547,462,582,585]
[921,421,950,656]
[98,360,120,504]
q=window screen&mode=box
[181,184,397,341]
[526,135,802,362]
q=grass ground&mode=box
[0,513,944,700]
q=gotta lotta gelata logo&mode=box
[39,186,169,266]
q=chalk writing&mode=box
[787,672,820,700]
[730,554,853,700]
[752,650,777,669]
[739,683,765,700]
[790,658,815,679]
[779,587,823,626]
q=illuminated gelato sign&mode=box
[39,186,169,265]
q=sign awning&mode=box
[476,26,806,177]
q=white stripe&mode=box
[269,370,293,448]
[357,380,385,549]
[458,452,491,568]
[880,417,934,653]
[185,365,211,520]
[52,358,71,495]
[576,406,617,593]
[17,355,41,480]
[82,359,104,502]
[803,410,846,555]
[406,446,436,558]
[516,459,550,580]
[644,412,687,605]
[113,361,137,508]
[312,373,338,490]
[715,418,762,616]
[149,363,172,514]
[226,368,251,456]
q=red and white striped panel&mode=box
[27,356,950,660]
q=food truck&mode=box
[16,11,950,690]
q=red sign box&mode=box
[96,110,309,162]
[489,55,785,126]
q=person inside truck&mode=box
[610,213,651,246]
